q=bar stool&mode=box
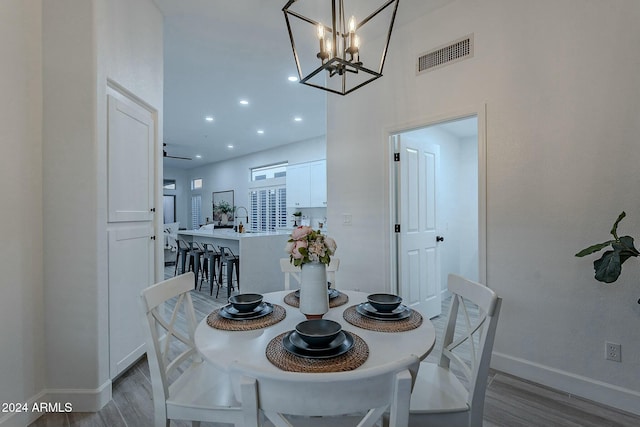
[198,243,221,296]
[218,246,240,298]
[176,240,204,288]
[174,239,191,276]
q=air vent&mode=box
[416,34,474,74]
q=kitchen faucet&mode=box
[235,206,249,229]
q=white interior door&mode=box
[396,134,441,319]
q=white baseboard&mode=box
[0,380,112,427]
[0,390,47,427]
[492,351,640,416]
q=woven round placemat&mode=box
[342,305,423,332]
[266,331,369,373]
[283,291,349,308]
[206,304,286,331]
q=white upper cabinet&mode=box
[286,160,327,208]
[309,160,327,207]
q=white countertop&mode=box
[178,229,289,240]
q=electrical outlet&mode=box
[605,342,621,362]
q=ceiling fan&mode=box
[163,143,191,160]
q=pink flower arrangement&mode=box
[285,226,337,267]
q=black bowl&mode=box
[295,319,342,348]
[367,293,402,312]
[228,293,263,312]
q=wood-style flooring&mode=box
[29,267,640,427]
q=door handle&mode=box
[436,236,444,242]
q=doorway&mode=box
[390,115,482,319]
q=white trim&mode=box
[492,352,640,416]
[45,379,113,412]
[0,390,47,427]
[0,381,112,427]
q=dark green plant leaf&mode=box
[593,250,622,283]
[575,241,615,257]
[614,236,640,256]
[609,211,626,239]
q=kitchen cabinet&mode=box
[286,160,326,208]
[309,160,327,207]
[286,162,310,208]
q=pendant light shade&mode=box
[283,0,399,95]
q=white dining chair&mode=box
[140,272,243,427]
[326,256,340,288]
[279,258,301,290]
[233,354,420,427]
[408,274,502,427]
[280,257,340,290]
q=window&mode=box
[191,178,203,190]
[249,186,287,231]
[191,195,202,229]
[251,163,287,182]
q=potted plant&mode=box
[575,211,640,303]
[292,211,302,226]
[284,226,337,318]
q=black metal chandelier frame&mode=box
[282,0,399,96]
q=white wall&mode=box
[0,1,45,426]
[458,135,478,281]
[184,136,326,228]
[41,0,163,414]
[327,0,640,414]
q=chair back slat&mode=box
[141,273,199,398]
[439,274,501,417]
[233,355,419,427]
[279,258,301,290]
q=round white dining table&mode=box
[194,290,436,373]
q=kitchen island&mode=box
[177,229,290,294]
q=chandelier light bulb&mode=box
[348,16,356,33]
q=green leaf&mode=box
[610,211,626,239]
[614,236,640,256]
[575,241,615,257]
[593,250,622,283]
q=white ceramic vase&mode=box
[299,261,329,319]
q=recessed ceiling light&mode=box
[288,76,298,82]
[257,129,264,134]
[195,154,202,159]
[205,116,214,122]
[294,117,302,122]
[239,100,249,105]
[227,144,234,149]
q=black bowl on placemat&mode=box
[228,293,263,312]
[295,319,342,348]
[367,293,402,312]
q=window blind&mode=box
[249,185,287,231]
[191,195,202,229]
